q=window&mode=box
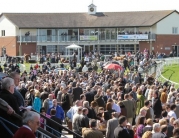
[1,30,5,36]
[172,27,178,34]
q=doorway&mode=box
[42,46,46,55]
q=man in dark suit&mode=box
[114,116,133,138]
[85,86,93,105]
[48,109,62,137]
[54,84,61,98]
[80,108,89,128]
[152,125,168,138]
[10,72,25,107]
[94,88,105,108]
[61,87,71,113]
[72,83,83,102]
[0,77,22,138]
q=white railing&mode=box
[155,57,179,88]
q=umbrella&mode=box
[102,61,120,67]
[104,63,122,70]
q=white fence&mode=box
[155,57,179,88]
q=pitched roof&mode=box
[1,10,177,28]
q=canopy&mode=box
[66,44,82,49]
[65,43,82,62]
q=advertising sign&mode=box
[117,34,148,40]
[80,35,98,41]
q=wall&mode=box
[16,29,37,36]
[0,15,16,36]
[139,35,179,54]
[0,36,17,56]
[21,43,36,55]
[156,12,179,34]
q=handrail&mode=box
[41,122,68,138]
[31,109,83,138]
[0,104,58,138]
[0,119,14,136]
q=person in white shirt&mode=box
[108,99,121,115]
[167,104,177,119]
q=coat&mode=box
[13,126,35,138]
[0,89,22,138]
[94,94,105,108]
[82,128,103,138]
[122,99,135,118]
[136,94,145,115]
[72,87,83,102]
[153,97,162,118]
[61,92,70,111]
[32,97,42,112]
[47,106,64,120]
[104,109,116,121]
[13,88,25,107]
[114,126,133,138]
[106,118,118,138]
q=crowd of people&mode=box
[0,49,179,138]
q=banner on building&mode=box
[117,34,148,40]
[80,35,98,41]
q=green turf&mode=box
[162,64,179,83]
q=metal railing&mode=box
[17,33,156,42]
[0,104,58,138]
[31,109,83,138]
[154,57,179,88]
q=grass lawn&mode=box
[162,64,179,83]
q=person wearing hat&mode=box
[114,116,133,138]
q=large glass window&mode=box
[99,45,117,55]
[46,45,57,53]
[119,44,139,54]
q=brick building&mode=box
[0,4,179,56]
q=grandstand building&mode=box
[0,4,179,56]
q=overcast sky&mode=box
[0,0,179,14]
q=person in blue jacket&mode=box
[47,99,64,121]
[33,91,42,112]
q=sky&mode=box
[0,0,179,14]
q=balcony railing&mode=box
[17,34,156,42]
[17,36,37,42]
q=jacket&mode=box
[13,126,35,138]
[0,89,22,138]
[106,118,118,138]
[13,88,25,107]
[61,92,71,110]
[114,126,133,138]
[72,87,83,102]
[47,106,64,120]
[122,99,135,118]
[82,128,103,138]
[33,97,42,112]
